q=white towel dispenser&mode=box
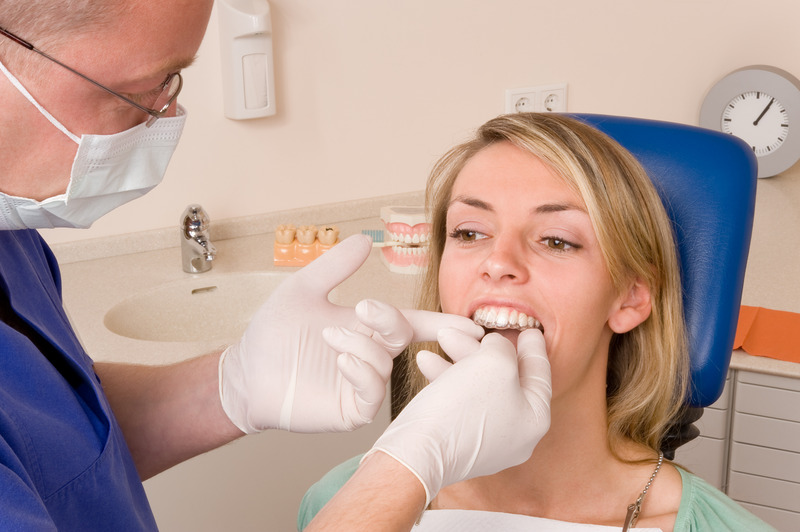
[218,0,276,119]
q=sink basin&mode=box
[104,272,290,343]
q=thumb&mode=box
[516,329,552,409]
[354,299,414,357]
[336,352,385,427]
[288,234,372,297]
[416,350,452,381]
[435,327,482,363]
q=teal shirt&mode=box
[297,455,777,531]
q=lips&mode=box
[472,305,543,332]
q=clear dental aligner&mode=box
[379,206,430,274]
[472,306,543,331]
[273,224,340,267]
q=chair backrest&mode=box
[573,114,757,407]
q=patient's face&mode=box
[438,142,626,397]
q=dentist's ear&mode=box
[608,278,652,334]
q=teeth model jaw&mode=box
[472,306,542,331]
[379,205,430,274]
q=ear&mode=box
[608,279,652,334]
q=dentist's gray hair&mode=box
[0,1,124,68]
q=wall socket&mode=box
[505,83,568,113]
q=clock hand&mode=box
[753,97,775,126]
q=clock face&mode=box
[700,66,800,178]
[721,91,789,157]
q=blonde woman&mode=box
[299,114,774,531]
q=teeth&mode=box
[389,245,427,255]
[317,226,340,245]
[390,232,430,245]
[296,225,318,245]
[472,306,542,331]
[275,224,297,245]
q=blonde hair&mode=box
[393,113,689,456]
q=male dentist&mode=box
[0,2,552,530]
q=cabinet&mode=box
[676,370,800,531]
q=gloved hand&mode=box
[218,234,483,434]
[364,328,552,506]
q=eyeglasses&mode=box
[0,25,182,127]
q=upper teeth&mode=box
[390,232,429,245]
[472,306,541,331]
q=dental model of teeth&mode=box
[472,306,542,331]
[379,205,430,274]
[273,224,340,267]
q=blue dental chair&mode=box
[573,114,758,408]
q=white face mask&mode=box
[0,58,187,230]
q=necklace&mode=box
[621,452,663,531]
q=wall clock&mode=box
[700,65,800,178]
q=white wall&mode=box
[40,0,800,246]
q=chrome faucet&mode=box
[180,204,217,273]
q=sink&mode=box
[104,272,290,343]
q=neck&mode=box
[0,74,75,199]
[434,376,656,525]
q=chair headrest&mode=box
[573,114,757,406]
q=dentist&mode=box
[0,2,552,530]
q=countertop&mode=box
[55,192,423,366]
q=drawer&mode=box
[738,371,800,393]
[735,382,800,423]
[738,501,800,532]
[729,442,800,484]
[728,471,800,513]
[695,406,729,439]
[732,412,800,452]
[674,436,727,490]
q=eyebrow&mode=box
[160,55,198,75]
[449,194,587,215]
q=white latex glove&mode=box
[364,328,552,506]
[218,234,483,434]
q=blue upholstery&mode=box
[572,114,757,407]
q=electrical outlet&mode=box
[505,88,537,113]
[540,83,567,112]
[505,83,568,113]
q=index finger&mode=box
[402,309,485,343]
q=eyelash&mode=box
[447,228,581,252]
[448,228,485,242]
[542,236,580,252]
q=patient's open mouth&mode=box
[472,306,543,332]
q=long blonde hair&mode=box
[392,113,689,456]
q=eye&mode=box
[124,73,176,106]
[448,228,487,243]
[542,236,580,251]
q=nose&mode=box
[480,235,530,284]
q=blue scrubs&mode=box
[0,230,157,530]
